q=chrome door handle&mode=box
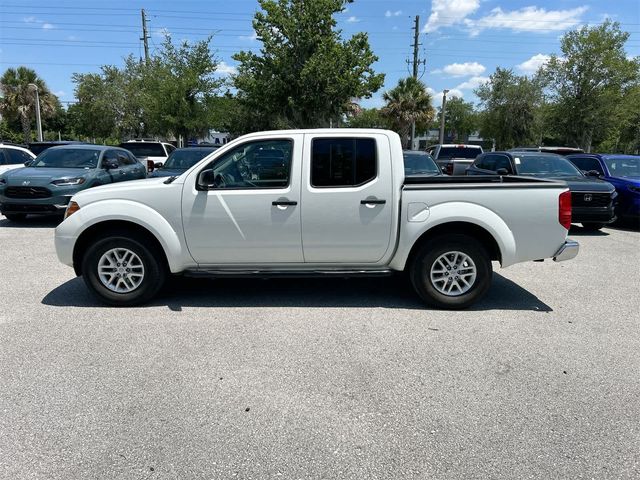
[272,200,297,206]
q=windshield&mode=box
[437,146,481,160]
[120,143,166,157]
[603,156,640,177]
[403,152,439,175]
[32,148,100,169]
[515,154,582,177]
[163,148,217,170]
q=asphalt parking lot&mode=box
[0,215,639,480]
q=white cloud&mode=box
[423,0,480,33]
[470,6,588,33]
[456,76,490,90]
[53,90,65,97]
[441,61,486,77]
[517,54,551,74]
[23,16,38,23]
[431,88,464,107]
[42,23,54,30]
[216,61,238,76]
[385,10,402,18]
[347,16,360,23]
[239,31,258,41]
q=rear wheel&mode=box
[581,222,606,231]
[81,233,166,306]
[410,234,492,310]
[3,213,27,222]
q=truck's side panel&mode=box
[300,132,398,264]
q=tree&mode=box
[345,108,390,129]
[232,0,385,131]
[440,97,477,142]
[0,66,58,143]
[540,20,640,152]
[381,77,434,148]
[475,68,544,149]
[72,35,222,141]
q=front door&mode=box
[182,135,304,265]
[301,134,394,264]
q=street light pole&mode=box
[28,83,43,142]
[438,89,449,144]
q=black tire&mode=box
[581,222,606,231]
[410,234,492,310]
[3,213,27,222]
[81,233,166,306]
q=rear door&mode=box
[300,133,394,264]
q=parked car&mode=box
[510,146,584,156]
[149,146,219,178]
[119,139,176,171]
[566,154,640,224]
[0,143,36,175]
[0,145,146,222]
[467,151,617,230]
[426,144,483,175]
[402,150,443,177]
[55,129,578,309]
[28,141,85,156]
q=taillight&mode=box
[559,190,572,230]
[147,160,155,172]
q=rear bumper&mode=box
[553,240,579,262]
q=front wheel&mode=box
[81,233,166,306]
[410,234,493,310]
[581,223,606,231]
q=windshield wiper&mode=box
[164,176,178,184]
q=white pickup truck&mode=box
[55,129,578,309]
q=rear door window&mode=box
[570,157,603,174]
[5,148,34,165]
[311,138,377,187]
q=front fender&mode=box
[390,201,517,270]
[55,199,189,273]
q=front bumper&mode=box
[553,240,580,262]
[572,206,616,224]
[0,192,73,215]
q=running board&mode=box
[183,269,394,279]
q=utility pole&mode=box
[439,90,449,144]
[141,9,150,64]
[407,15,426,150]
[28,83,43,142]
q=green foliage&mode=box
[540,21,640,152]
[381,77,434,148]
[440,97,478,142]
[71,35,222,141]
[0,66,59,143]
[345,108,391,129]
[475,68,544,149]
[232,0,385,131]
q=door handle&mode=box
[360,199,386,205]
[272,200,298,206]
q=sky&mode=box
[1,0,639,110]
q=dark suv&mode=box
[467,151,617,230]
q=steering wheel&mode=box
[214,173,235,188]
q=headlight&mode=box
[64,201,80,219]
[51,177,86,186]
[628,185,640,194]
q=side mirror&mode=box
[496,168,510,175]
[154,162,164,169]
[585,170,601,177]
[103,159,119,170]
[440,166,448,174]
[24,160,32,167]
[196,169,215,190]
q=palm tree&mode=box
[381,77,434,148]
[0,67,57,143]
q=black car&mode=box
[149,146,219,178]
[402,150,443,177]
[28,141,86,156]
[467,151,617,230]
